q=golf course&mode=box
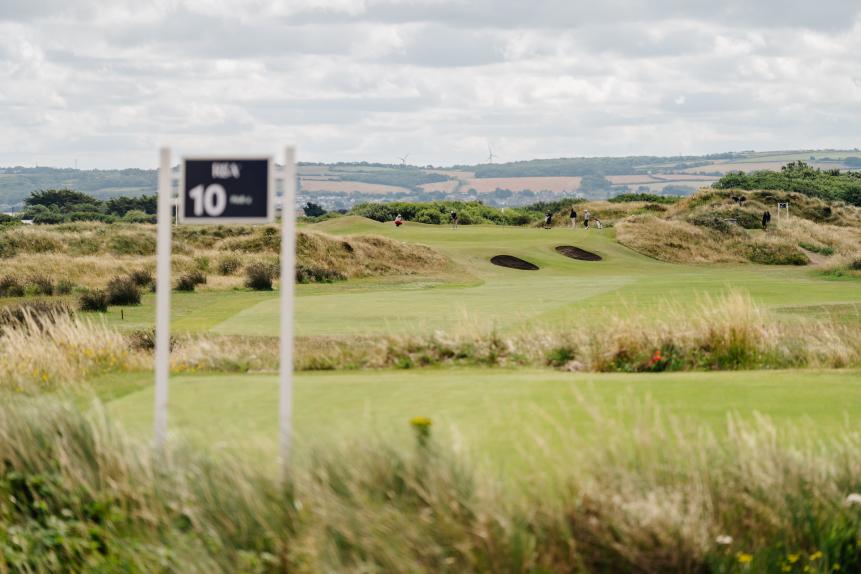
[102,215,861,337]
[2,190,860,572]
[57,211,856,473]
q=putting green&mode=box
[102,368,861,473]
[102,217,861,337]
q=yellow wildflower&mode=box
[410,416,432,428]
[737,552,753,564]
[788,554,800,563]
[810,551,823,561]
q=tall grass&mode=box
[0,396,859,573]
[616,190,861,265]
[2,293,856,388]
[288,291,861,372]
[0,310,146,393]
[0,224,450,288]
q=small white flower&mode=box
[845,493,861,506]
[716,535,733,545]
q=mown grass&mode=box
[102,368,861,473]
[1,395,860,573]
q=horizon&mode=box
[3,147,860,172]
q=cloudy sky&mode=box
[2,0,861,169]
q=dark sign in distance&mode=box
[180,157,273,224]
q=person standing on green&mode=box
[583,209,591,229]
[569,208,577,228]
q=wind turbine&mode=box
[487,145,497,164]
[398,153,410,168]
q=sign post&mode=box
[777,202,790,226]
[153,147,296,473]
[154,147,173,455]
[279,147,296,479]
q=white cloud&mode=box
[0,0,860,168]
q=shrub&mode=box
[127,329,176,351]
[128,269,154,287]
[216,255,242,275]
[687,214,735,234]
[32,212,63,225]
[798,242,835,256]
[175,270,207,292]
[296,264,346,284]
[108,233,156,256]
[27,275,54,296]
[609,193,678,204]
[545,346,576,367]
[244,262,275,290]
[748,241,809,266]
[194,256,211,272]
[78,290,109,312]
[56,279,74,295]
[0,276,25,297]
[121,209,156,223]
[106,276,142,305]
[414,208,443,224]
[0,301,73,329]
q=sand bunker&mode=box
[555,245,602,261]
[490,255,540,270]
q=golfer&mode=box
[570,208,577,228]
[544,211,553,229]
[583,209,591,229]
[394,213,404,227]
[762,210,771,230]
[450,210,458,228]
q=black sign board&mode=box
[180,157,273,224]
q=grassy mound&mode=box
[616,189,861,265]
[296,231,448,281]
[0,223,449,288]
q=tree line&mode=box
[713,161,861,206]
[17,189,157,224]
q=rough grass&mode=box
[0,310,146,393]
[0,396,859,573]
[54,291,860,377]
[5,291,857,390]
[0,224,449,287]
[616,189,861,265]
[285,291,860,372]
[296,231,448,279]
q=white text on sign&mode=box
[212,162,241,179]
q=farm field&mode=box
[100,216,861,337]
[298,179,410,193]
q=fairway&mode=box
[102,368,861,474]
[102,216,861,337]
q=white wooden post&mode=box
[154,147,173,454]
[279,146,297,478]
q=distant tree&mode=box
[25,189,102,212]
[107,195,157,216]
[303,202,326,217]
